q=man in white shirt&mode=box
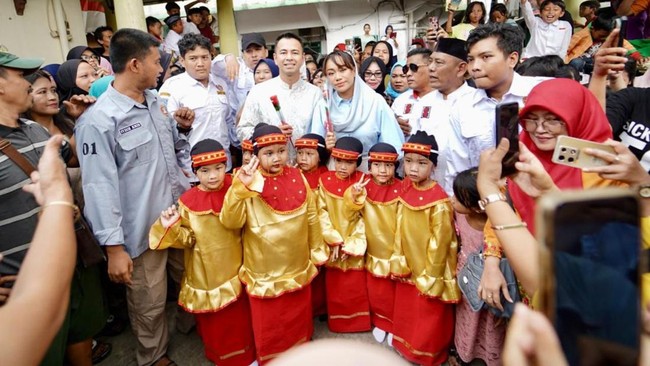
[446,24,544,189]
[162,15,184,56]
[392,48,433,137]
[414,38,475,194]
[521,0,572,59]
[159,33,233,171]
[238,33,324,159]
[212,33,267,118]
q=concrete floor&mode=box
[99,303,386,366]
[98,303,485,366]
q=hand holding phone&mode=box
[615,16,628,48]
[495,102,520,177]
[551,136,616,169]
[429,16,439,31]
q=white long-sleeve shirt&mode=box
[238,77,324,146]
[522,1,572,59]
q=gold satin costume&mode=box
[220,167,329,298]
[394,180,461,303]
[354,179,406,278]
[318,171,367,270]
[149,176,243,312]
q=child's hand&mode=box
[330,245,340,261]
[325,131,336,150]
[160,204,180,228]
[351,173,370,199]
[238,155,259,187]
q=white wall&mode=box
[234,4,323,34]
[322,1,409,60]
[0,0,87,64]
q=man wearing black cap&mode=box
[415,37,475,195]
[211,32,268,152]
[0,51,77,365]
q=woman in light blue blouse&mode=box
[310,50,404,171]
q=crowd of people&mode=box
[1,0,650,365]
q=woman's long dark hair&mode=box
[370,40,396,69]
[463,1,487,24]
[23,70,75,137]
[359,56,387,95]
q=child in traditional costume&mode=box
[296,133,330,191]
[220,124,329,364]
[391,131,461,365]
[149,139,256,366]
[295,133,331,318]
[318,136,372,333]
[348,142,403,344]
[241,139,253,166]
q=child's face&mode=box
[196,163,227,191]
[451,195,472,215]
[540,3,564,24]
[403,153,433,184]
[297,148,319,172]
[468,4,484,24]
[370,161,395,185]
[334,158,357,180]
[189,13,202,25]
[490,10,507,23]
[242,151,252,166]
[579,5,593,17]
[258,144,288,174]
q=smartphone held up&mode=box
[495,102,520,177]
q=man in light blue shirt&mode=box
[75,28,193,366]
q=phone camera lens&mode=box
[568,157,575,163]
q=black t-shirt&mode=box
[606,87,650,171]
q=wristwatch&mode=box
[176,125,193,136]
[478,193,507,211]
[639,184,650,198]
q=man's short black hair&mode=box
[146,16,161,28]
[199,6,210,13]
[516,55,564,77]
[407,47,433,59]
[94,26,113,44]
[178,33,212,57]
[275,32,304,49]
[110,28,160,73]
[466,23,525,61]
[165,1,180,11]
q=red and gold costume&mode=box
[296,135,330,317]
[301,164,329,317]
[318,167,371,333]
[391,179,461,366]
[357,175,403,333]
[220,160,329,364]
[149,174,256,366]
